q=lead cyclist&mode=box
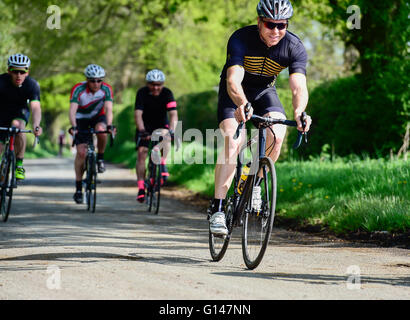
[209,0,312,235]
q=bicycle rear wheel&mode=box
[242,157,276,270]
[0,152,15,222]
[209,196,235,261]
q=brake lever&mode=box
[234,102,251,140]
[292,112,308,149]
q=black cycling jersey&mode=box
[220,25,308,89]
[0,73,41,113]
[134,86,177,132]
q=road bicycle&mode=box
[137,129,177,214]
[72,128,114,213]
[208,106,308,269]
[0,126,39,222]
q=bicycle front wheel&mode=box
[242,157,277,270]
[0,152,15,222]
[86,154,97,213]
[149,164,161,214]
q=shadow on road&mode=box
[212,271,410,288]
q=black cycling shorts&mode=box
[217,81,286,124]
[0,108,30,142]
[74,115,107,145]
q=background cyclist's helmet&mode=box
[8,53,31,69]
[146,69,165,83]
[84,64,106,79]
[257,0,294,20]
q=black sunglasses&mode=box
[88,79,103,83]
[263,21,288,30]
[10,69,27,75]
[148,82,163,87]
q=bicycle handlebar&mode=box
[70,128,115,147]
[233,110,308,149]
[0,127,34,134]
[0,126,40,147]
[136,129,181,152]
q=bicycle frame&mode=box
[228,112,307,230]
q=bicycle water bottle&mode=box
[237,162,251,194]
[151,146,161,164]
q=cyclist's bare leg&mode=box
[95,122,107,154]
[264,111,287,163]
[74,143,87,181]
[136,146,148,181]
[214,118,246,199]
[12,119,27,159]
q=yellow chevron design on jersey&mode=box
[243,56,286,77]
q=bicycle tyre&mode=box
[208,196,235,262]
[90,157,97,213]
[153,163,161,214]
[0,151,15,222]
[147,163,161,214]
[242,157,276,270]
[147,161,154,212]
[86,154,97,213]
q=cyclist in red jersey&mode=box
[69,64,114,204]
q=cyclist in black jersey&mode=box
[135,69,178,203]
[0,54,43,181]
[209,0,312,235]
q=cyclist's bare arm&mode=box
[168,109,178,132]
[29,100,42,136]
[104,100,113,128]
[226,65,252,123]
[134,110,145,132]
[289,73,310,132]
[69,102,79,129]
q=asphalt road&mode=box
[0,158,409,300]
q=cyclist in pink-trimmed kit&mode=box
[134,69,178,203]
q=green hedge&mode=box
[305,74,408,158]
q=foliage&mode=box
[291,0,410,156]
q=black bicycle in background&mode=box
[71,128,114,213]
[208,106,308,269]
[137,129,178,215]
[0,126,39,222]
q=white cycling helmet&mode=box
[84,64,106,78]
[257,0,294,20]
[8,53,31,69]
[146,69,165,82]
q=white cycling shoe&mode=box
[209,211,228,236]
